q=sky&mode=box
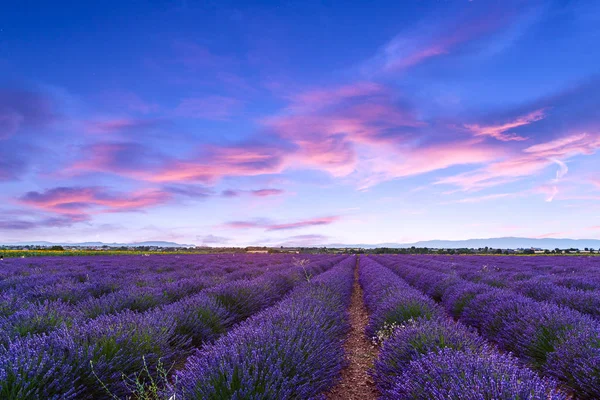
[1,0,599,246]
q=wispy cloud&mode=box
[464,109,546,141]
[197,234,230,245]
[437,133,600,191]
[0,87,58,140]
[18,186,171,217]
[174,96,242,120]
[83,118,165,135]
[223,216,340,231]
[361,6,519,76]
[454,192,518,204]
[220,188,285,198]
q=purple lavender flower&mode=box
[389,348,567,400]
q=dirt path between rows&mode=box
[327,258,379,399]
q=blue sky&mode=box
[1,0,599,246]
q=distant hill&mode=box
[327,237,600,250]
[1,241,195,247]
[3,237,600,250]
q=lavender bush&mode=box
[390,348,567,400]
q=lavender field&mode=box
[0,253,599,399]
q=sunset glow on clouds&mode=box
[1,0,599,245]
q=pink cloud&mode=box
[533,232,569,239]
[18,186,171,216]
[465,109,546,141]
[366,10,515,75]
[220,188,284,198]
[83,118,164,135]
[67,142,164,177]
[144,144,287,183]
[224,221,263,229]
[223,216,340,231]
[277,234,329,246]
[437,133,600,191]
[523,132,600,156]
[68,141,288,185]
[454,192,518,204]
[264,82,425,177]
[534,184,560,202]
[358,140,501,189]
[174,96,242,120]
[251,189,284,197]
[267,216,340,231]
[288,82,384,111]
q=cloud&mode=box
[267,216,340,231]
[0,213,89,230]
[533,231,569,239]
[99,91,159,114]
[0,147,29,181]
[362,5,519,75]
[174,96,242,120]
[84,118,166,134]
[220,188,284,198]
[68,142,170,177]
[523,132,600,156]
[287,82,384,111]
[437,133,600,191]
[454,193,518,204]
[250,189,284,197]
[263,82,425,177]
[223,216,340,231]
[171,40,233,70]
[464,109,546,141]
[18,186,171,217]
[551,159,568,180]
[277,234,329,246]
[358,140,501,189]
[0,87,58,140]
[69,139,292,187]
[143,143,289,183]
[163,184,213,198]
[197,234,230,245]
[224,220,265,229]
[221,190,240,198]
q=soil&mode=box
[326,259,379,399]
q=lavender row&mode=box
[0,256,343,398]
[0,267,257,345]
[0,255,340,345]
[403,254,600,291]
[359,257,565,399]
[174,256,355,399]
[0,254,310,304]
[358,256,442,339]
[375,255,600,398]
[409,255,600,318]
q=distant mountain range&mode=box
[2,237,600,250]
[328,237,600,250]
[1,241,195,248]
